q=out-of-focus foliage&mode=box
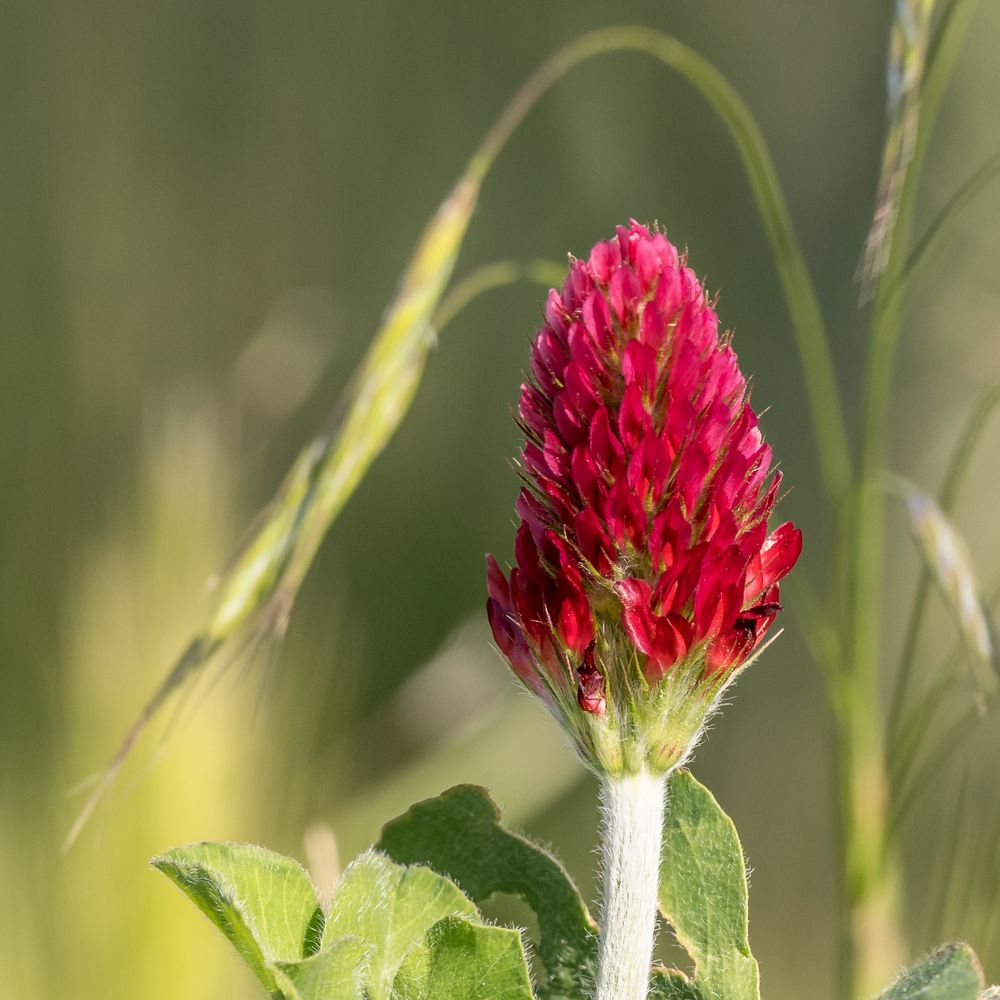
[2,2,999,998]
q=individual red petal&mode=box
[693,573,741,641]
[537,476,574,525]
[651,230,679,269]
[650,501,693,572]
[675,444,711,513]
[543,428,570,480]
[617,383,652,451]
[732,444,773,510]
[564,360,603,422]
[666,391,697,455]
[608,267,643,325]
[652,264,684,329]
[617,579,656,654]
[514,523,541,578]
[486,597,543,694]
[620,221,647,254]
[518,383,550,439]
[644,613,692,683]
[696,399,733,456]
[575,506,613,575]
[704,624,756,676]
[616,576,653,608]
[530,344,558,398]
[606,479,647,548]
[621,339,657,400]
[544,288,570,338]
[567,320,605,382]
[699,344,744,409]
[638,298,668,352]
[651,561,686,616]
[557,584,594,656]
[486,554,510,604]
[571,445,601,507]
[582,291,615,352]
[522,441,548,483]
[536,325,569,377]
[634,235,661,291]
[562,259,593,311]
[509,567,544,645]
[668,337,702,406]
[759,522,803,589]
[552,390,584,446]
[588,237,620,283]
[626,440,654,503]
[514,488,552,545]
[588,406,625,478]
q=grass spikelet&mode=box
[859,0,936,300]
[888,474,999,713]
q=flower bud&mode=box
[486,221,801,775]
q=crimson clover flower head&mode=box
[486,221,802,776]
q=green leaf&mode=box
[649,968,705,1000]
[377,784,598,1000]
[274,937,370,1000]
[152,842,323,995]
[392,916,535,1000]
[322,850,479,1000]
[874,942,984,1000]
[659,770,759,1000]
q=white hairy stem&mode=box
[595,770,667,1000]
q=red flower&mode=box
[487,222,801,774]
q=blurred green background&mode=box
[2,2,999,997]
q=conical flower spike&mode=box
[487,221,801,776]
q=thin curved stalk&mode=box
[431,260,565,332]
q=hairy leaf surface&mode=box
[378,783,597,999]
[659,769,759,1000]
[875,943,984,1000]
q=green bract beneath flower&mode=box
[486,221,801,775]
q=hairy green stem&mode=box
[596,771,666,1000]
